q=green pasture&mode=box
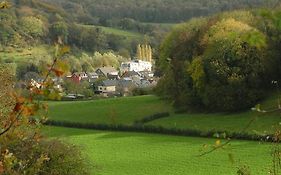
[147,93,281,135]
[79,24,143,39]
[48,94,281,135]
[48,95,172,125]
[45,126,273,175]
[0,45,53,62]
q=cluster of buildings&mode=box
[65,59,157,97]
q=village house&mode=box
[66,73,82,84]
[66,72,99,84]
[120,60,152,74]
[117,79,136,96]
[121,71,141,79]
[96,80,117,95]
[95,67,119,79]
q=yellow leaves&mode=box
[255,104,261,112]
[215,140,221,147]
[42,103,48,111]
[50,45,70,77]
[188,57,206,90]
[54,44,70,58]
[204,18,266,50]
[51,59,69,77]
[60,45,70,55]
[36,154,51,167]
[47,91,61,100]
[2,149,17,172]
[0,1,11,9]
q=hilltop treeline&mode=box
[157,9,281,112]
[4,0,280,53]
[43,0,279,23]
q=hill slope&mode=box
[43,0,280,23]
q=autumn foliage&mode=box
[0,43,90,174]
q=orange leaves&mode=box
[13,97,25,113]
[33,132,43,142]
[13,103,22,113]
[21,105,35,117]
[0,161,3,174]
[50,59,69,77]
[11,96,41,117]
[51,68,64,77]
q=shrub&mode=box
[132,87,153,96]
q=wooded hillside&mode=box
[42,0,280,23]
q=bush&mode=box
[132,87,154,96]
[39,139,91,175]
[44,119,275,142]
[133,112,170,125]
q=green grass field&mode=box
[141,22,177,29]
[45,126,273,175]
[147,111,281,135]
[48,95,172,125]
[46,95,281,174]
[147,93,281,135]
[79,24,143,39]
[0,45,53,62]
[48,94,281,135]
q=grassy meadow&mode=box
[45,94,281,174]
[45,126,273,175]
[48,94,281,135]
[48,95,172,125]
[78,24,143,39]
[147,111,281,135]
[0,45,53,62]
[147,93,281,135]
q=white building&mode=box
[120,60,152,73]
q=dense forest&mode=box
[43,0,280,23]
[156,8,281,112]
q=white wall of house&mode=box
[98,86,116,93]
[120,60,152,73]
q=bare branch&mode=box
[198,139,231,157]
[0,110,22,136]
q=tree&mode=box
[50,21,69,43]
[20,16,44,38]
[136,44,152,61]
[157,10,278,112]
